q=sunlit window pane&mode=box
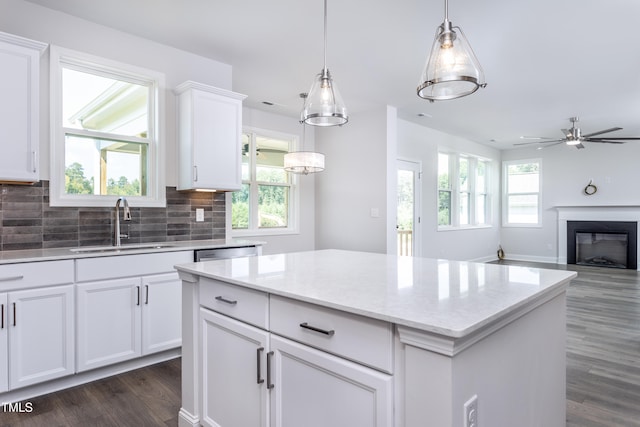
[507,194,539,223]
[62,68,149,138]
[256,136,288,183]
[231,184,250,229]
[64,134,147,196]
[258,185,288,228]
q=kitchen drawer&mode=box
[0,260,74,292]
[269,295,393,373]
[199,277,269,329]
[76,251,192,282]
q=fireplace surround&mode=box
[556,206,640,271]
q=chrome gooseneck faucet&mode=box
[114,197,132,246]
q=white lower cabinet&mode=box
[142,273,183,354]
[198,297,393,426]
[0,293,7,393]
[200,308,269,427]
[269,334,393,427]
[77,272,183,372]
[1,285,75,391]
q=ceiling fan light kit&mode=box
[417,0,486,101]
[515,116,640,149]
[301,0,348,127]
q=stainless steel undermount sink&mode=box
[69,243,177,253]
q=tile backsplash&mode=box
[0,181,226,251]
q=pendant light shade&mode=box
[284,151,325,175]
[301,0,348,126]
[286,93,326,175]
[417,0,486,101]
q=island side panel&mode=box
[400,292,567,427]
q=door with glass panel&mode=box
[397,160,421,257]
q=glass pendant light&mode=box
[301,0,348,126]
[285,93,326,175]
[417,0,486,101]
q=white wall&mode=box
[397,119,501,261]
[315,106,393,254]
[240,107,317,255]
[501,142,640,262]
[2,0,232,185]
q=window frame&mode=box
[502,158,542,227]
[437,150,492,230]
[231,126,300,237]
[49,45,166,207]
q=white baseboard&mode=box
[0,348,181,404]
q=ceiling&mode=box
[24,0,640,150]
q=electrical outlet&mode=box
[464,395,478,427]
[195,208,205,222]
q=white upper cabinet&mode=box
[0,32,47,183]
[175,81,246,191]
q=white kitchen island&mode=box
[175,249,576,427]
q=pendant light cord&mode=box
[444,0,449,21]
[323,0,328,71]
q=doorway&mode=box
[397,159,421,257]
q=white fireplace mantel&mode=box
[555,206,640,269]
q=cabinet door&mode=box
[176,82,245,191]
[0,34,45,182]
[270,334,393,427]
[0,293,7,393]
[200,308,269,427]
[141,272,182,355]
[8,285,74,390]
[76,278,142,372]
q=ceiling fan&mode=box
[515,117,640,149]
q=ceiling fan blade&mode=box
[519,136,555,140]
[514,139,563,146]
[536,142,564,150]
[581,127,623,138]
[561,129,572,138]
[575,143,585,149]
[586,136,640,140]
[587,140,626,144]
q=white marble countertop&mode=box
[0,239,263,264]
[175,249,577,338]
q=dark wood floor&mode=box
[2,261,639,426]
[0,358,181,427]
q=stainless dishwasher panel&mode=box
[194,246,260,262]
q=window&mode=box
[503,159,541,226]
[50,46,165,207]
[231,128,298,235]
[438,152,490,229]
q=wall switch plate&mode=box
[464,395,478,427]
[370,208,380,218]
[195,208,204,222]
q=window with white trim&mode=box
[503,159,541,226]
[438,152,491,229]
[231,128,298,235]
[50,46,165,207]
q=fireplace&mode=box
[567,221,637,269]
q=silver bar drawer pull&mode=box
[215,296,238,306]
[256,347,265,384]
[299,322,335,336]
[266,351,275,390]
[0,276,24,282]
